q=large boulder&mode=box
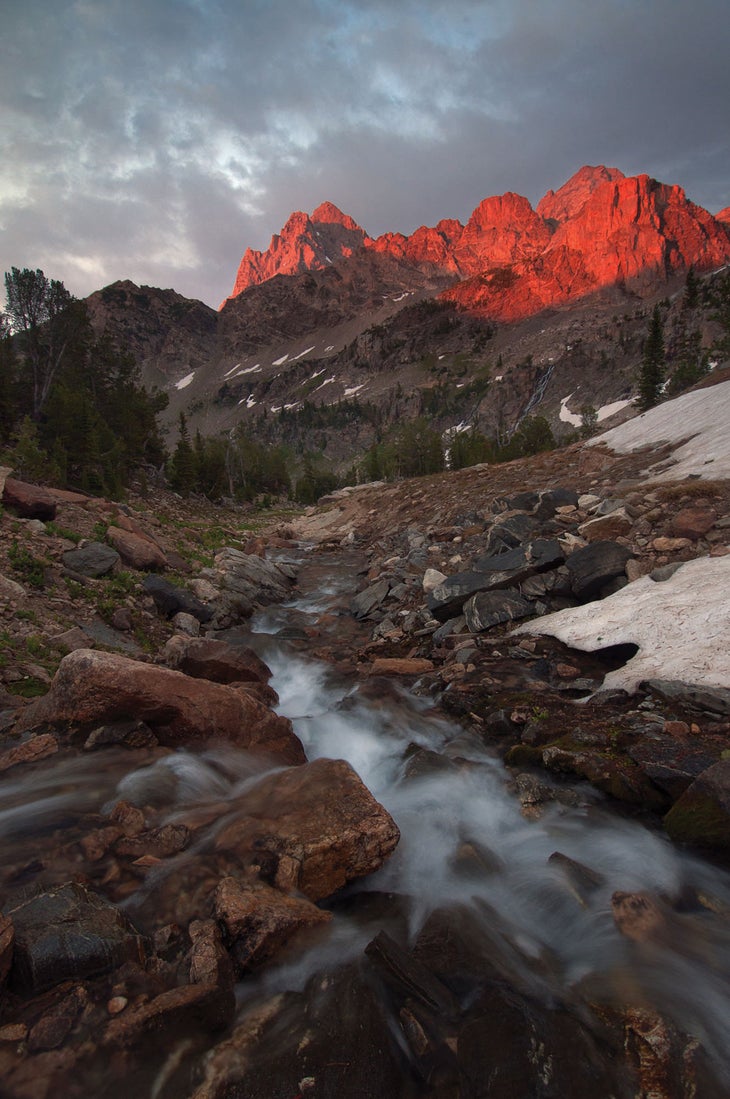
[464,590,534,633]
[565,540,633,600]
[2,477,57,520]
[106,526,168,570]
[160,635,273,686]
[214,877,331,972]
[663,761,730,849]
[215,758,400,901]
[429,540,564,621]
[15,649,304,763]
[143,575,214,622]
[212,548,295,620]
[62,541,120,578]
[3,882,144,995]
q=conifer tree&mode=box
[637,305,666,411]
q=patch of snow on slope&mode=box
[324,345,334,352]
[272,354,289,366]
[238,394,257,408]
[237,364,261,376]
[175,372,195,390]
[596,398,633,422]
[589,378,730,481]
[515,555,730,694]
[284,402,300,411]
[559,395,582,427]
[391,291,413,302]
[315,376,336,390]
[223,363,242,378]
[293,346,316,360]
[344,384,364,397]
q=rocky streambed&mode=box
[1,454,730,1097]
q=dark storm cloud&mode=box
[1,0,728,308]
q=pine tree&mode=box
[169,413,197,494]
[637,306,666,411]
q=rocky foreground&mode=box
[1,386,730,1096]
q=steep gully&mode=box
[3,545,730,1095]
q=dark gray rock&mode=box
[429,541,564,622]
[483,512,537,555]
[628,733,719,800]
[464,591,534,633]
[350,578,390,619]
[143,575,214,622]
[62,541,121,577]
[643,680,730,717]
[664,761,730,849]
[4,882,145,995]
[565,540,633,601]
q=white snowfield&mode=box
[175,372,195,390]
[515,554,730,693]
[589,377,730,481]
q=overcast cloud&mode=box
[2,0,729,308]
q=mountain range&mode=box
[85,165,730,462]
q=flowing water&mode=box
[2,548,730,1092]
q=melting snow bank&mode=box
[589,378,730,481]
[174,371,195,390]
[515,554,730,694]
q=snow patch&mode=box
[589,378,730,481]
[559,394,582,427]
[596,398,633,422]
[272,354,289,366]
[316,376,336,390]
[515,556,730,694]
[343,384,365,397]
[324,345,334,353]
[284,402,301,411]
[293,346,316,360]
[495,375,503,382]
[223,362,242,379]
[175,372,195,390]
[391,291,413,302]
[237,363,261,376]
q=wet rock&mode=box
[214,877,331,972]
[2,478,57,520]
[107,526,168,570]
[104,980,233,1048]
[351,578,391,619]
[212,548,294,620]
[83,719,157,751]
[0,913,13,989]
[160,635,272,687]
[143,575,213,622]
[114,823,190,860]
[464,590,534,633]
[3,882,145,995]
[548,851,604,903]
[28,985,87,1051]
[61,541,120,577]
[611,891,674,944]
[214,758,400,901]
[429,540,564,621]
[16,649,304,762]
[369,657,435,676]
[663,761,730,849]
[0,733,58,773]
[627,733,717,800]
[188,918,235,991]
[564,539,633,600]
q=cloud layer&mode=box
[2,0,729,307]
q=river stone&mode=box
[160,635,272,686]
[15,648,304,763]
[214,758,400,901]
[143,575,214,623]
[214,877,331,972]
[3,882,144,995]
[663,761,730,849]
[464,591,534,633]
[213,548,294,609]
[62,542,120,578]
[564,540,633,600]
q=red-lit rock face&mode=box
[223,167,730,321]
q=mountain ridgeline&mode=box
[6,165,730,499]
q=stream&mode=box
[2,547,730,1095]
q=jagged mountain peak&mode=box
[537,164,625,222]
[311,201,363,231]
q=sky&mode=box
[2,0,729,310]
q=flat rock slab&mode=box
[3,882,144,995]
[428,540,564,621]
[515,555,730,695]
[564,540,633,600]
[214,877,331,972]
[464,591,534,633]
[2,478,57,520]
[215,757,400,901]
[62,542,120,577]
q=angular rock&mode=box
[627,733,718,800]
[16,649,304,762]
[28,985,87,1051]
[104,981,233,1047]
[143,575,214,622]
[61,541,120,577]
[4,882,144,995]
[2,478,57,520]
[160,635,272,686]
[483,512,537,554]
[664,761,730,849]
[213,548,294,616]
[107,526,168,570]
[215,758,400,901]
[429,540,564,621]
[670,507,717,540]
[214,877,331,972]
[644,680,730,717]
[0,573,27,600]
[564,540,632,600]
[422,567,447,593]
[578,508,633,542]
[188,918,235,990]
[0,733,58,774]
[652,536,692,552]
[464,591,534,633]
[351,578,390,619]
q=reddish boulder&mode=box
[214,877,331,972]
[669,507,717,540]
[160,635,272,687]
[2,478,57,520]
[215,757,400,900]
[106,526,168,570]
[15,649,304,763]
